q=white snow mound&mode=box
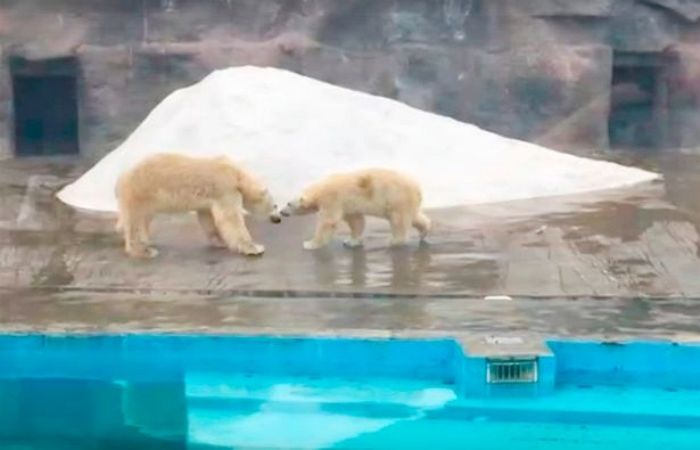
[57,66,659,213]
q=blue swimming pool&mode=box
[0,335,699,449]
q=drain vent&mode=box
[486,358,538,384]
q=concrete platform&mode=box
[2,154,700,340]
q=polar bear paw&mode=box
[241,243,265,256]
[343,238,363,248]
[303,240,323,250]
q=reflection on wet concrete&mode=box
[2,153,700,300]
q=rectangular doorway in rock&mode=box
[11,56,80,157]
[609,52,669,151]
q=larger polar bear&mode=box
[116,153,281,258]
[280,168,431,249]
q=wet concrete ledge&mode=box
[2,286,700,343]
[5,284,700,301]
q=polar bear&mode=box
[280,168,431,249]
[115,153,281,259]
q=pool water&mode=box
[3,375,700,449]
[1,336,699,449]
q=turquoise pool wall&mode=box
[0,335,460,383]
[548,340,700,390]
[1,335,699,393]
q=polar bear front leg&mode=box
[343,214,365,248]
[412,212,431,242]
[388,212,410,246]
[197,209,227,248]
[137,214,154,247]
[304,207,342,250]
[211,196,265,256]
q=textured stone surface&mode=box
[0,0,697,158]
[642,0,700,21]
[611,1,680,52]
[0,46,12,159]
[518,0,614,18]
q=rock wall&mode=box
[0,0,698,159]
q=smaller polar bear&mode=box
[280,168,431,249]
[115,153,281,259]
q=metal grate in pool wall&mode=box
[486,358,538,384]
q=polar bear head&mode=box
[233,167,282,223]
[280,195,317,217]
[240,185,282,223]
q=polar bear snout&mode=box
[269,211,282,223]
[280,198,312,217]
[266,200,282,223]
[279,202,296,217]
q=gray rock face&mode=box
[642,0,700,21]
[519,0,614,18]
[0,0,698,159]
